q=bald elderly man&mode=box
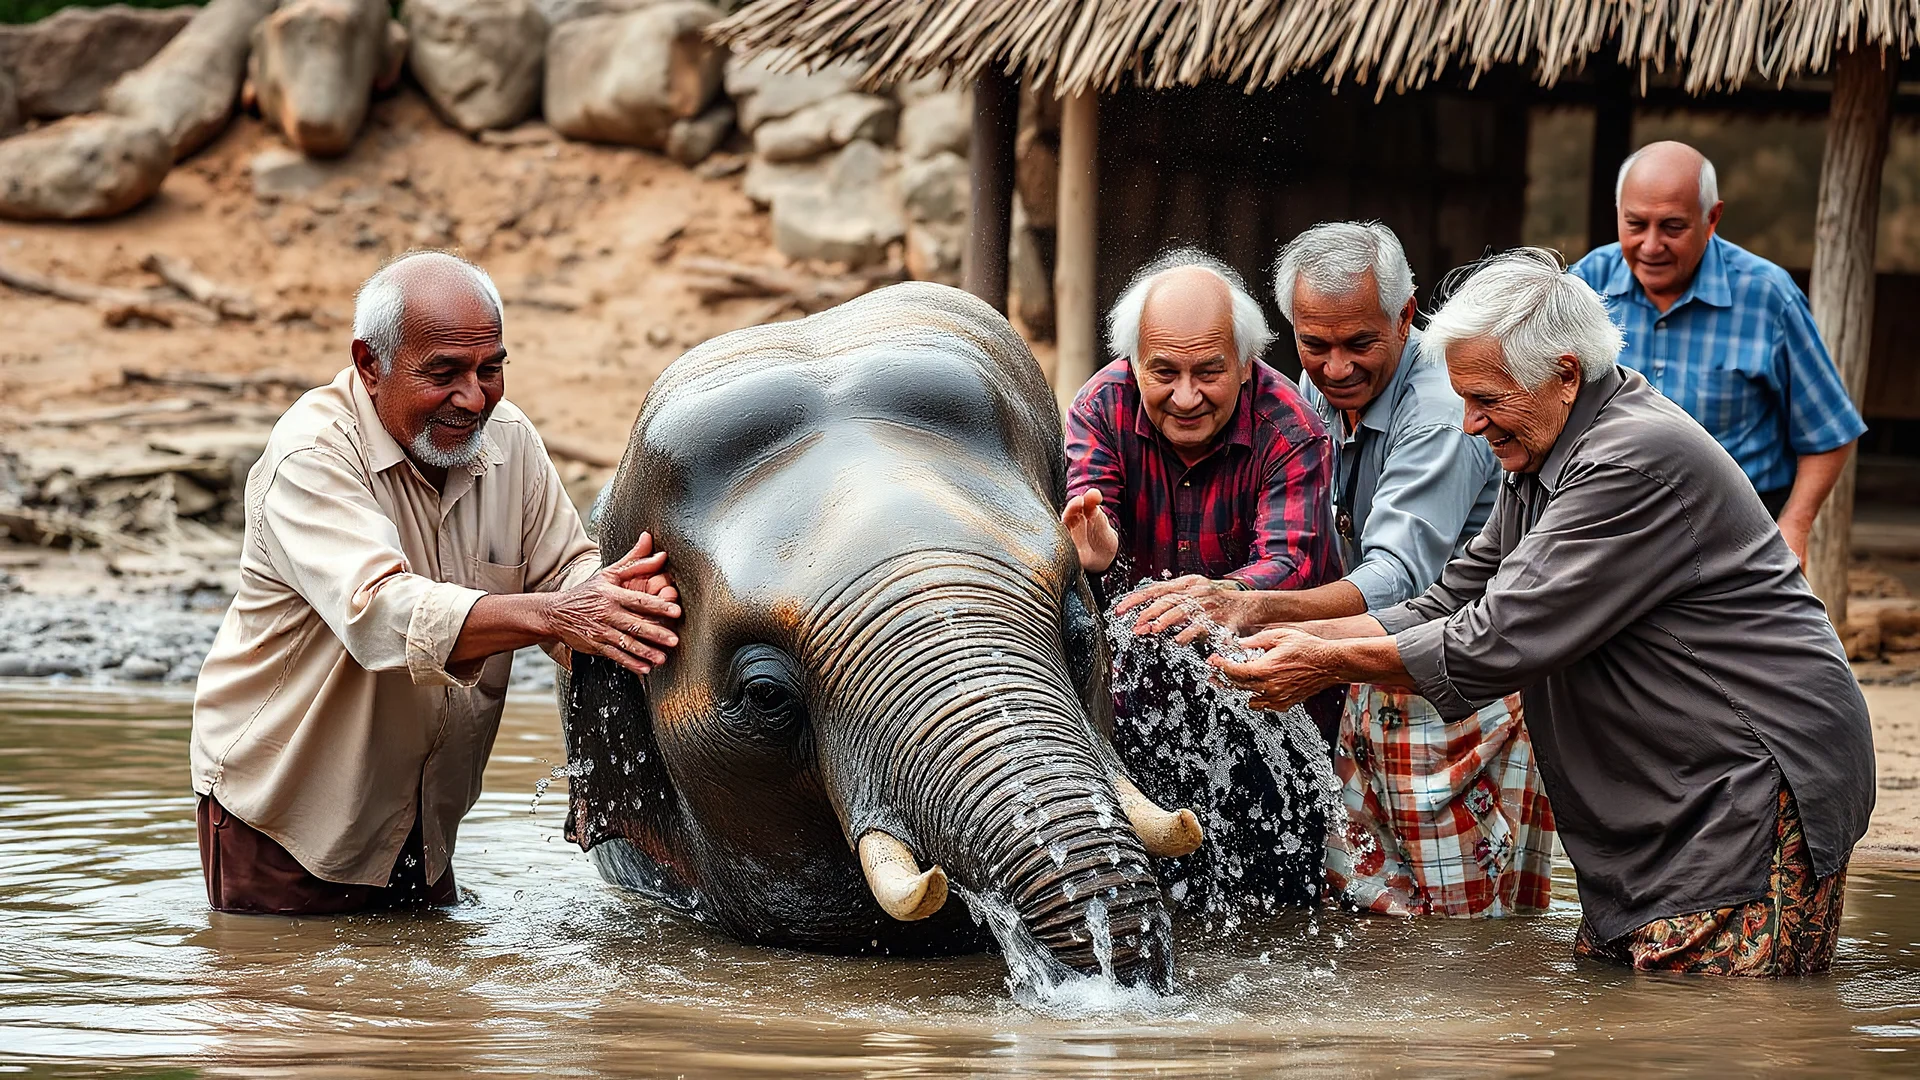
[1062,247,1338,911]
[1571,141,1865,562]
[191,251,681,915]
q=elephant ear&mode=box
[560,653,686,876]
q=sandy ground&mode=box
[0,85,1913,862]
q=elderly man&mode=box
[1062,247,1338,910]
[190,251,682,915]
[1571,141,1865,562]
[1212,248,1874,975]
[1128,221,1551,918]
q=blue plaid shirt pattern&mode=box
[1570,236,1866,492]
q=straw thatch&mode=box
[713,0,1918,97]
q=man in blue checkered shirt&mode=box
[1570,141,1866,563]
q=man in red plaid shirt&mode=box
[1061,248,1339,911]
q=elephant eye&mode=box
[726,644,807,739]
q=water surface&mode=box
[3,685,1917,1077]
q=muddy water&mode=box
[3,686,1918,1077]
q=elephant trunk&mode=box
[813,558,1174,987]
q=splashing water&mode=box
[956,887,1179,1016]
[531,757,594,814]
[1105,581,1342,932]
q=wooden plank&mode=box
[1052,89,1099,414]
[1806,46,1898,625]
[962,69,1019,313]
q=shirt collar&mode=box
[1128,361,1260,454]
[1536,364,1625,493]
[349,367,505,480]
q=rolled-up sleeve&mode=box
[1346,423,1492,610]
[1374,491,1509,633]
[1391,463,1696,719]
[258,448,485,687]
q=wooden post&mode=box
[963,70,1018,313]
[1806,47,1897,626]
[1053,90,1098,413]
[1587,58,1634,254]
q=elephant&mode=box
[559,282,1202,987]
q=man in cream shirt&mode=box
[191,251,679,915]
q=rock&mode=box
[725,53,865,132]
[769,140,901,267]
[0,115,172,221]
[105,0,280,162]
[898,90,970,160]
[905,221,964,286]
[1015,127,1058,231]
[250,146,334,198]
[742,154,822,209]
[0,653,28,677]
[0,4,194,119]
[544,2,724,149]
[118,656,170,681]
[900,150,968,224]
[28,655,87,678]
[1010,205,1054,341]
[667,100,734,165]
[0,69,19,140]
[895,73,959,104]
[403,0,548,133]
[535,0,654,21]
[249,0,401,157]
[753,93,896,162]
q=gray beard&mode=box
[410,421,488,470]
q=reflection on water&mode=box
[2,684,1917,1076]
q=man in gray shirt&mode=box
[1212,248,1874,975]
[1124,222,1553,918]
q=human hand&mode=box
[545,531,683,677]
[1777,515,1811,567]
[1207,626,1334,710]
[1061,490,1120,574]
[1114,575,1260,644]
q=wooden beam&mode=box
[1587,58,1634,254]
[962,70,1018,313]
[1807,47,1898,625]
[1053,90,1098,413]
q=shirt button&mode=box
[1655,320,1666,330]
[1182,480,1191,487]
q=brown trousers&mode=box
[197,794,456,915]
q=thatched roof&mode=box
[712,0,1916,97]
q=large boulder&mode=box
[899,150,968,224]
[752,92,896,163]
[0,115,172,220]
[667,100,734,165]
[0,70,19,140]
[898,90,970,161]
[249,0,405,158]
[723,53,865,133]
[0,4,194,119]
[104,0,279,161]
[767,139,903,267]
[403,0,547,133]
[544,2,723,149]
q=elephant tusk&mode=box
[1111,773,1204,858]
[857,830,949,921]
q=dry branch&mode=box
[121,367,314,394]
[141,253,259,320]
[0,258,157,307]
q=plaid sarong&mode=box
[1324,684,1554,917]
[1573,785,1847,976]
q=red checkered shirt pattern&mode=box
[1325,684,1556,917]
[1065,359,1339,591]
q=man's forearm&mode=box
[1780,443,1853,527]
[1241,580,1367,626]
[448,592,556,666]
[1324,634,1411,688]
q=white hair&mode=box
[1272,220,1415,323]
[1420,248,1623,387]
[1615,145,1720,218]
[1106,247,1275,365]
[352,250,505,374]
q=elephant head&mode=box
[562,283,1199,987]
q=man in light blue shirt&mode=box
[1570,140,1866,562]
[1124,222,1553,917]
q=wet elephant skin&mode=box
[562,282,1172,985]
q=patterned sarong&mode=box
[1324,684,1554,917]
[1573,785,1847,976]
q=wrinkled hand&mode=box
[546,531,682,677]
[1207,626,1334,711]
[1061,490,1120,574]
[1778,515,1811,567]
[1114,574,1258,644]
